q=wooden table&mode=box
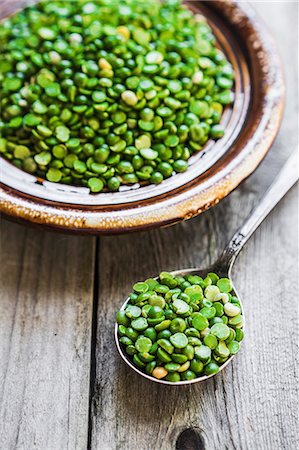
[0,3,298,449]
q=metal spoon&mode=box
[115,152,298,385]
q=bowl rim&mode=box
[0,0,285,234]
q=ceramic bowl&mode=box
[0,0,285,234]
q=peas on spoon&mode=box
[115,152,298,385]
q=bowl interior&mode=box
[0,1,249,207]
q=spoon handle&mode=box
[220,151,298,272]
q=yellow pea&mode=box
[224,303,240,317]
[192,70,203,85]
[152,367,168,379]
[116,26,130,40]
[98,58,112,70]
[178,361,190,373]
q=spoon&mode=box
[115,151,298,385]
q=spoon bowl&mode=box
[115,266,244,386]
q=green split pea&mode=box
[116,271,244,382]
[0,0,234,192]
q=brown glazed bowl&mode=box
[0,0,285,235]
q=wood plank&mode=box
[0,221,95,449]
[90,2,298,449]
[91,186,298,450]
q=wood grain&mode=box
[90,3,298,450]
[0,2,297,450]
[0,221,95,449]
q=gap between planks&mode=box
[87,237,100,450]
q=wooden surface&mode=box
[0,228,95,449]
[0,2,298,450]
